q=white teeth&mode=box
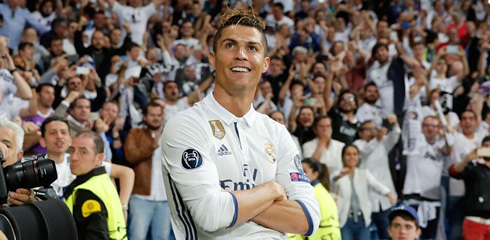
[231,67,250,72]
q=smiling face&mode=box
[209,25,270,98]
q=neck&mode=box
[48,151,65,164]
[347,167,356,176]
[37,103,50,114]
[213,86,254,117]
[436,72,445,78]
[426,136,436,144]
[464,131,475,139]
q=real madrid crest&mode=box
[209,120,226,140]
[265,143,277,163]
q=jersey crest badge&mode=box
[81,200,102,218]
[182,149,203,170]
[265,143,277,163]
[209,120,226,140]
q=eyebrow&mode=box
[1,139,12,145]
[221,38,262,47]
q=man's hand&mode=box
[387,114,398,125]
[21,122,40,136]
[113,117,125,133]
[465,148,478,163]
[95,118,109,133]
[7,188,36,206]
[377,127,388,142]
[65,90,80,103]
[268,181,287,202]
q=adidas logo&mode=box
[217,144,233,156]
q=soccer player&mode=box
[161,8,320,239]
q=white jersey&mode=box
[449,132,486,196]
[403,136,448,200]
[161,94,320,240]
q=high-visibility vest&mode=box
[65,173,127,240]
[288,183,342,240]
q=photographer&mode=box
[0,118,36,206]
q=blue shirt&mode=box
[0,4,49,49]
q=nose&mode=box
[234,47,248,61]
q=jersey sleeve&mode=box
[73,190,110,240]
[274,124,321,236]
[161,113,236,232]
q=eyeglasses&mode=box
[341,97,355,102]
[422,124,439,128]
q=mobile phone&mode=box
[382,118,393,131]
[76,66,90,75]
[390,31,399,42]
[446,45,459,55]
[477,148,490,157]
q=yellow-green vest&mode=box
[288,182,342,240]
[65,173,127,240]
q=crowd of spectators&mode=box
[1,0,490,239]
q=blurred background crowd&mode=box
[1,0,490,239]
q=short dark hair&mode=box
[212,8,268,56]
[274,3,284,11]
[41,116,69,137]
[36,83,55,93]
[462,109,478,119]
[364,82,378,92]
[313,116,331,129]
[51,18,66,30]
[372,43,389,58]
[18,42,33,52]
[360,120,376,131]
[75,130,104,154]
[143,100,164,116]
[126,42,140,52]
[69,97,90,110]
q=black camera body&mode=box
[0,153,58,204]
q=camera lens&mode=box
[4,159,58,192]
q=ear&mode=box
[262,57,270,74]
[39,137,46,148]
[16,150,24,162]
[96,153,105,166]
[209,51,216,68]
[415,228,422,238]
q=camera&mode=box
[0,153,57,204]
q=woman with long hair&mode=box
[333,145,397,240]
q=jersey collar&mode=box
[203,92,257,127]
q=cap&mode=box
[389,204,419,223]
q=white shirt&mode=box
[165,97,190,122]
[430,74,459,93]
[265,14,294,32]
[112,2,156,46]
[354,125,401,211]
[368,61,394,115]
[0,70,17,120]
[161,93,320,239]
[450,132,486,196]
[355,103,383,128]
[302,138,344,177]
[403,135,448,200]
[133,139,167,201]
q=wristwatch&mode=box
[9,68,18,74]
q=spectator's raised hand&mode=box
[95,118,109,133]
[65,90,80,103]
[21,122,40,136]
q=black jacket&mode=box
[450,161,490,219]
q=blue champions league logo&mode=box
[181,149,203,170]
[290,172,310,183]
